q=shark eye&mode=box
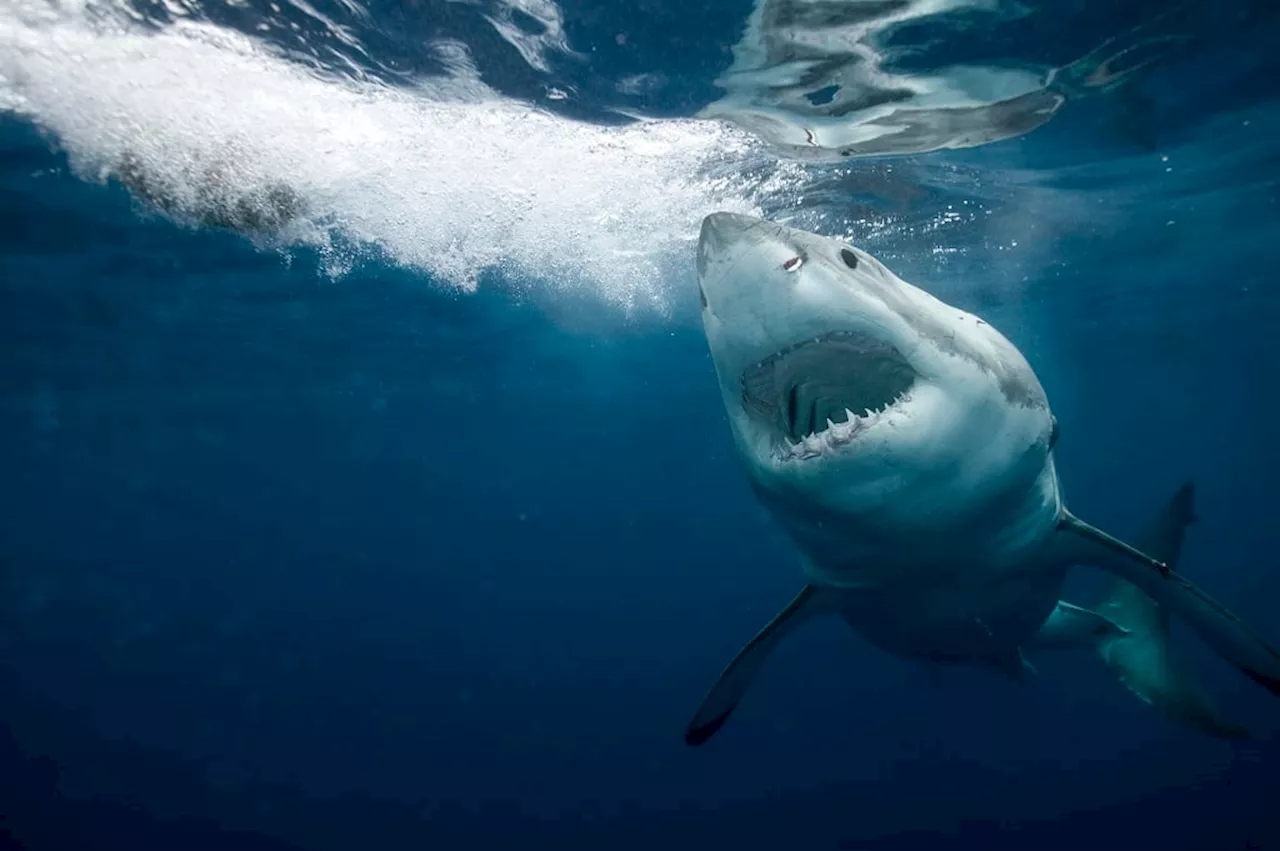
[782,256,803,273]
[840,248,859,270]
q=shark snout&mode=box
[697,212,767,281]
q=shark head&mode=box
[696,212,1059,552]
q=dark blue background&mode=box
[2,0,1279,848]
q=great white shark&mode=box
[686,211,1280,746]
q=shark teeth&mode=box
[776,391,910,462]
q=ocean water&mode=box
[0,0,1278,848]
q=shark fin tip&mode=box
[685,709,733,747]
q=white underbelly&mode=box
[790,458,1064,588]
[766,456,1066,661]
[826,560,1066,662]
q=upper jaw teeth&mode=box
[778,396,906,461]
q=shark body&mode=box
[686,212,1279,745]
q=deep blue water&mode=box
[1,0,1279,848]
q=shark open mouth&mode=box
[741,331,917,460]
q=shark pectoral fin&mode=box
[1057,482,1280,707]
[685,584,832,747]
[1033,601,1129,649]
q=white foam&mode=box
[0,0,787,311]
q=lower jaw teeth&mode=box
[785,416,860,458]
[780,393,906,459]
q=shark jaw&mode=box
[740,330,917,462]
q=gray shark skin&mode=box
[686,212,1280,747]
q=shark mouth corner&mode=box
[740,330,916,461]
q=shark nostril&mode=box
[698,283,708,310]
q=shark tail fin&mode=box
[1061,482,1262,738]
[1033,600,1130,649]
[1096,480,1196,638]
[1093,482,1251,739]
[685,584,830,747]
